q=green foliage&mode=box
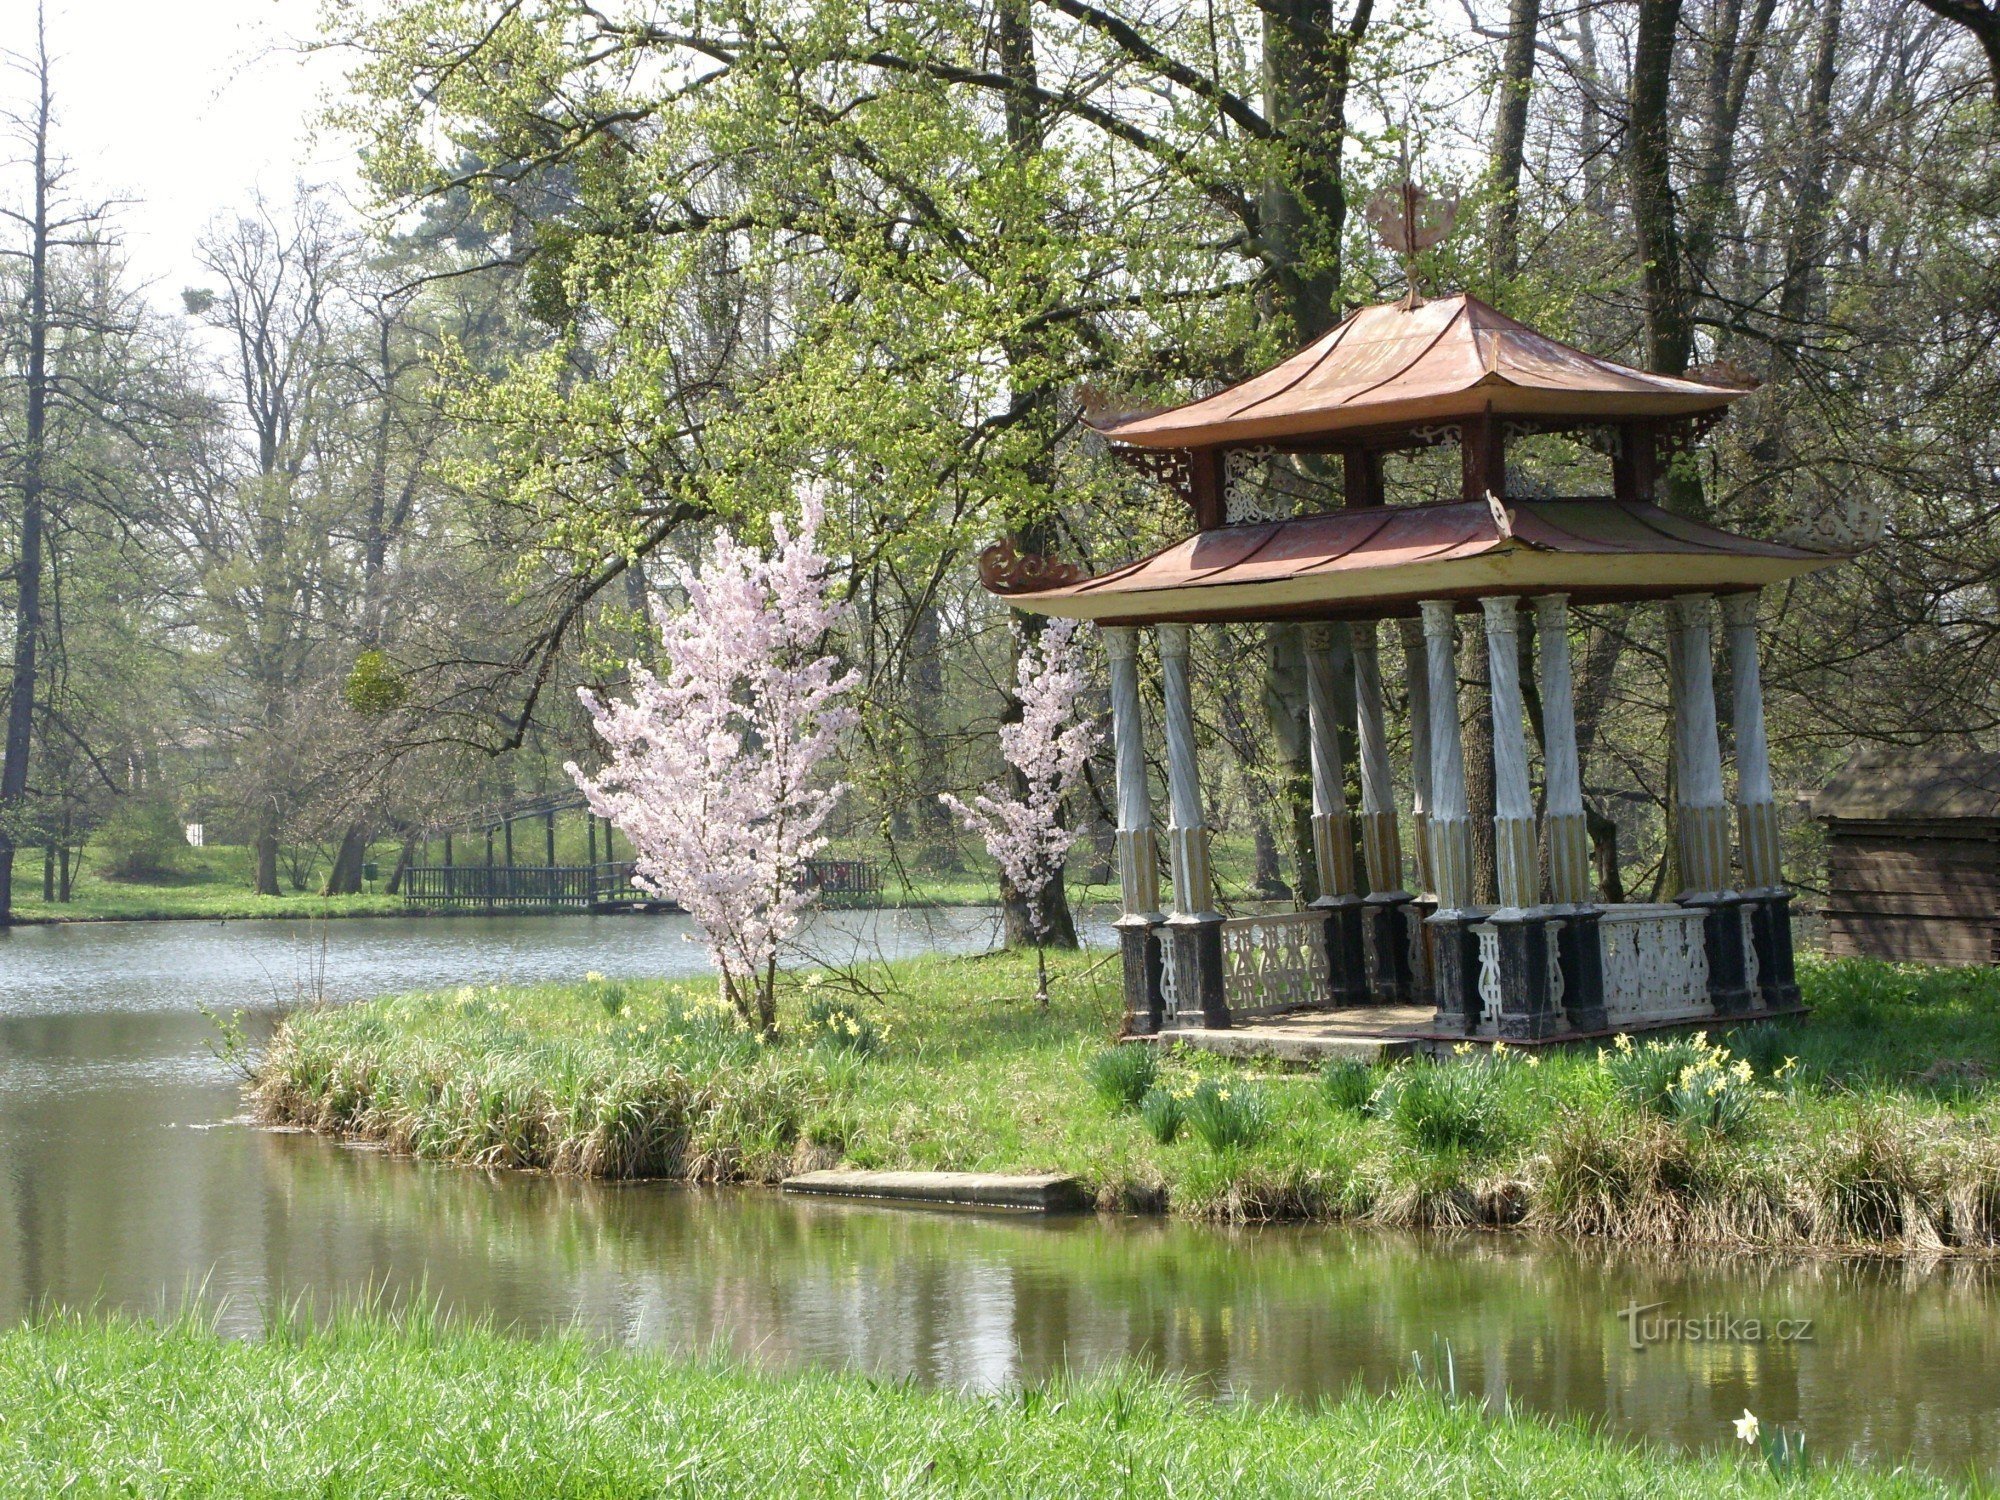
[1086,1045,1158,1110]
[1320,1057,1377,1113]
[343,650,411,715]
[0,1311,1938,1498]
[802,991,881,1054]
[1183,1078,1269,1151]
[1372,1061,1507,1158]
[1607,1032,1762,1141]
[91,796,190,883]
[1138,1084,1184,1144]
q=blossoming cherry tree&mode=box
[569,490,858,1033]
[941,617,1101,1004]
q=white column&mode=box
[1398,617,1435,895]
[1420,600,1474,912]
[1667,594,1731,896]
[1481,597,1540,912]
[1533,594,1592,904]
[1721,591,1783,890]
[1352,622,1405,896]
[1303,624,1358,901]
[1101,626,1161,919]
[1157,623,1217,920]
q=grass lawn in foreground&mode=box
[0,1310,1964,1497]
[253,950,2000,1250]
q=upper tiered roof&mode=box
[1093,294,1752,450]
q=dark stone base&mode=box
[1490,910,1565,1041]
[1552,906,1608,1035]
[1747,890,1802,1011]
[1681,892,1757,1016]
[1310,896,1370,1006]
[1426,909,1484,1034]
[1117,917,1164,1035]
[1168,916,1231,1030]
[1362,892,1417,1006]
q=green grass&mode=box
[9,843,408,922]
[0,1309,1966,1497]
[252,952,2000,1250]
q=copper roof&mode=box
[1004,499,1838,624]
[1096,294,1752,449]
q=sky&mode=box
[0,0,355,307]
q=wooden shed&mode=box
[1812,748,2000,965]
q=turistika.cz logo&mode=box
[1615,1302,1816,1352]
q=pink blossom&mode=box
[568,486,858,1028]
[941,617,1101,942]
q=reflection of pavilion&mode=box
[991,294,1848,1045]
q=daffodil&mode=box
[1453,1041,1474,1057]
[1734,1410,1760,1444]
[1614,1032,1633,1053]
[1525,1054,1541,1069]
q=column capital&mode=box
[1532,593,1569,629]
[1672,592,1715,630]
[1718,591,1760,629]
[1099,623,1139,661]
[1303,621,1337,652]
[1419,598,1457,638]
[1479,595,1522,637]
[1156,621,1191,659]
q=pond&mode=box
[1,912,1996,1477]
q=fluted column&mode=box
[1156,622,1229,1027]
[1303,624,1358,902]
[1398,617,1435,896]
[1304,624,1369,1006]
[1421,600,1483,1032]
[1667,595,1731,896]
[1533,595,1592,904]
[1352,621,1414,1004]
[1421,601,1473,913]
[1720,590,1799,1012]
[1481,597,1540,912]
[1720,592,1781,890]
[1102,625,1165,1033]
[1668,593,1751,1016]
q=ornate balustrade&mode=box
[1598,904,1712,1026]
[1219,910,1332,1018]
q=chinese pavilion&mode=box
[985,292,1847,1045]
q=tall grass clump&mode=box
[1320,1056,1377,1112]
[1372,1057,1510,1157]
[1182,1078,1269,1150]
[1605,1032,1761,1141]
[1138,1084,1184,1143]
[1087,1045,1158,1110]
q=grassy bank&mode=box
[0,1310,1963,1496]
[251,951,2000,1251]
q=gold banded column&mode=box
[1720,590,1800,1010]
[1480,598,1540,911]
[1397,618,1435,896]
[1533,595,1592,904]
[1302,625,1359,903]
[1420,600,1483,1031]
[1102,625,1165,1033]
[1667,593,1753,1014]
[1350,622,1414,1003]
[1157,623,1230,1027]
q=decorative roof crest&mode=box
[1365,179,1459,311]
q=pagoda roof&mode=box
[1094,294,1753,449]
[1000,498,1838,625]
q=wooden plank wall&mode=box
[1821,819,2000,965]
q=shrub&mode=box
[1183,1078,1268,1151]
[1321,1057,1377,1113]
[1138,1084,1183,1144]
[92,797,191,882]
[1375,1062,1505,1157]
[1604,1035,1707,1114]
[1607,1032,1761,1141]
[1087,1045,1158,1111]
[802,994,880,1054]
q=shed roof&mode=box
[1093,294,1752,449]
[1813,747,2000,823]
[1002,497,1836,624]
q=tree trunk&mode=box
[322,821,370,895]
[255,814,281,897]
[1489,0,1541,283]
[1630,0,1696,380]
[0,16,54,928]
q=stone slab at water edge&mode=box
[782,1169,1085,1211]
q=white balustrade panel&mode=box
[1599,905,1713,1026]
[1220,912,1330,1016]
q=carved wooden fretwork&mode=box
[1740,906,1760,994]
[1546,917,1568,1011]
[1160,938,1181,1020]
[977,537,1088,595]
[1220,911,1330,1015]
[1222,445,1296,526]
[1474,921,1504,1031]
[1406,422,1461,450]
[1113,444,1195,504]
[1655,411,1727,457]
[1773,490,1884,553]
[1599,905,1713,1025]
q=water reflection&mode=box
[0,914,1995,1475]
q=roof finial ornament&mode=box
[1365,174,1459,312]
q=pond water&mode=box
[2,912,1997,1477]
